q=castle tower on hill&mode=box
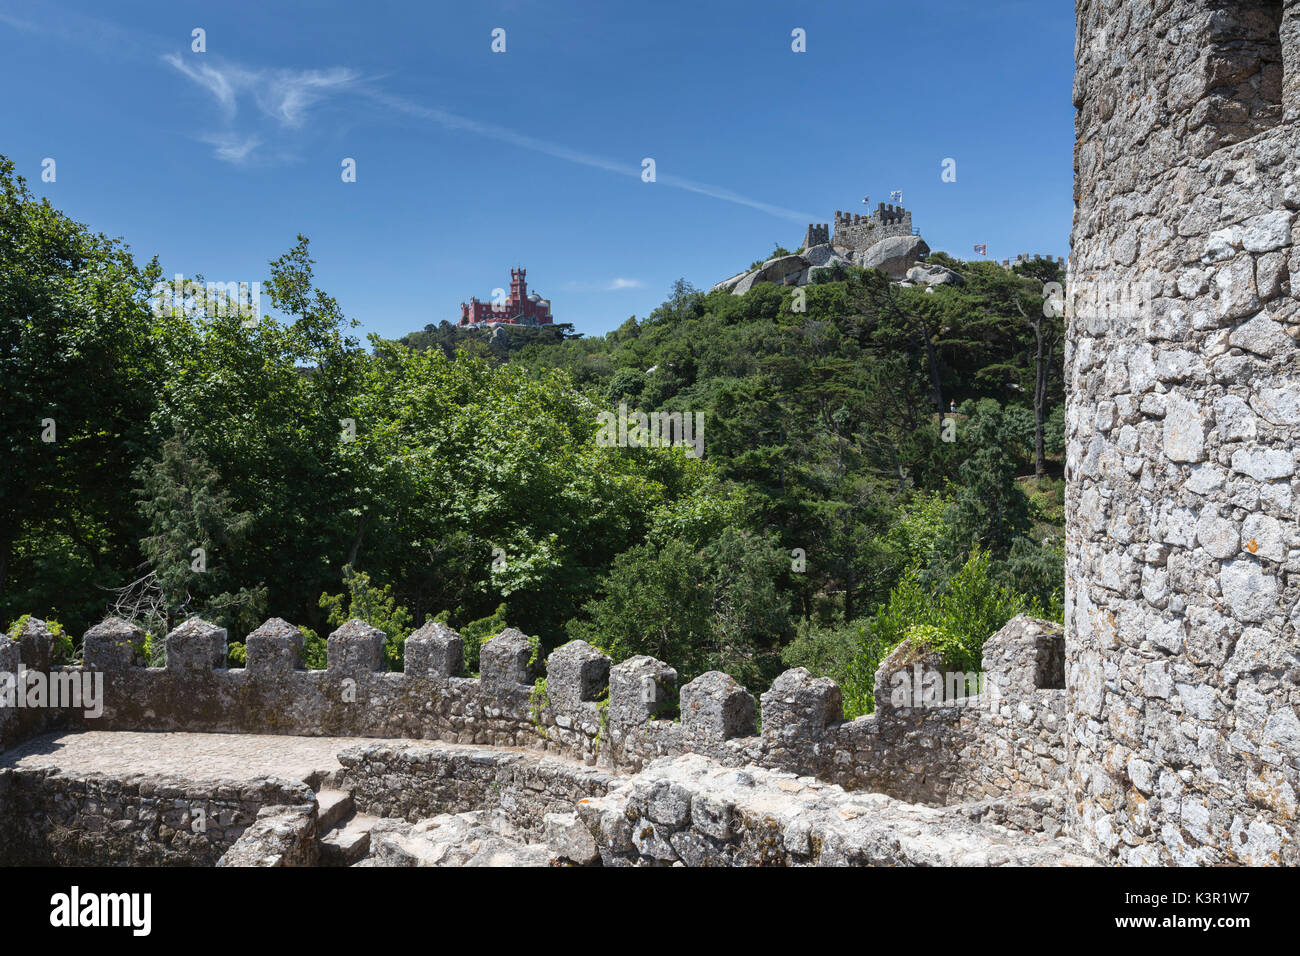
[459,267,554,328]
[801,202,915,251]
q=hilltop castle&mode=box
[802,201,915,251]
[459,268,554,328]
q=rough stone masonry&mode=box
[1069,0,1300,864]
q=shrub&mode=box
[319,565,415,670]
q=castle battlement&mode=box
[0,613,1067,807]
[999,253,1066,268]
[804,201,915,251]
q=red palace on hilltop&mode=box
[458,268,554,327]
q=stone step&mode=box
[316,789,354,832]
[318,813,380,867]
[303,767,346,791]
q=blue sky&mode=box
[0,0,1075,339]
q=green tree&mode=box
[569,527,790,686]
[136,430,266,637]
[0,155,164,636]
[319,565,415,670]
[929,400,1033,578]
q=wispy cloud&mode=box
[562,277,646,292]
[165,54,240,118]
[0,11,39,32]
[202,132,261,165]
[163,53,360,162]
[256,67,360,127]
[363,88,818,223]
[6,7,817,220]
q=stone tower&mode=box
[1070,0,1299,863]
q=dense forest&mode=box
[1,156,1064,716]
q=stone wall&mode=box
[1,614,1070,810]
[0,766,313,866]
[216,804,318,867]
[336,742,617,838]
[575,753,1095,866]
[831,203,914,249]
[1070,0,1299,864]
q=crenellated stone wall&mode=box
[831,203,914,249]
[1,614,1070,809]
[1070,0,1299,864]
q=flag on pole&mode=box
[974,244,988,256]
[861,195,870,205]
[890,190,903,203]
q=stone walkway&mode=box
[0,731,425,784]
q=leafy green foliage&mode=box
[448,603,510,675]
[5,614,75,665]
[319,565,415,670]
[781,617,890,718]
[136,431,266,637]
[2,170,1065,706]
[568,527,790,687]
[0,156,164,639]
[872,548,1033,674]
[300,626,326,670]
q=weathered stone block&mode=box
[982,616,1065,698]
[543,811,599,865]
[404,622,463,678]
[0,637,18,676]
[645,780,692,826]
[608,655,677,726]
[545,640,610,708]
[164,618,228,674]
[479,628,538,687]
[872,638,945,712]
[326,619,387,674]
[760,668,843,739]
[245,618,305,675]
[690,792,737,840]
[11,617,53,671]
[679,671,755,740]
[0,637,17,743]
[82,618,146,671]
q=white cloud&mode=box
[562,278,646,292]
[364,88,818,223]
[164,53,359,125]
[164,53,358,162]
[14,7,821,220]
[201,132,261,165]
[256,67,360,127]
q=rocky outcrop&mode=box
[714,246,854,296]
[905,263,963,287]
[712,233,938,295]
[218,803,318,867]
[855,234,930,276]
